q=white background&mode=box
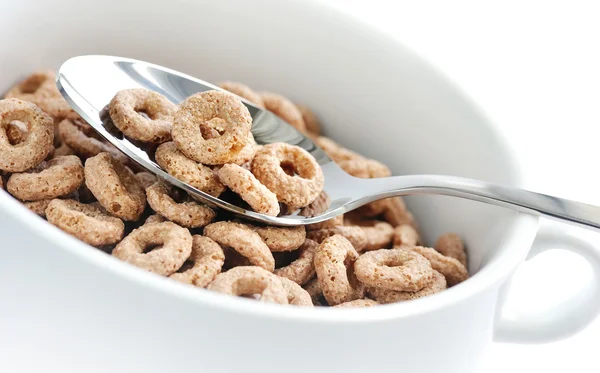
[322,0,600,372]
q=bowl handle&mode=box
[493,225,600,343]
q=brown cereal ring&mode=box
[333,299,379,308]
[52,142,76,158]
[405,246,469,287]
[144,214,167,225]
[295,104,320,135]
[108,88,177,143]
[57,118,129,163]
[232,137,260,166]
[7,155,84,201]
[204,221,275,272]
[172,91,252,165]
[251,225,306,252]
[306,215,344,231]
[169,235,225,287]
[306,225,367,252]
[355,199,389,218]
[217,164,279,216]
[278,276,313,306]
[155,142,226,197]
[146,182,215,228]
[346,218,394,251]
[338,158,391,179]
[299,191,330,217]
[219,81,264,107]
[274,239,318,285]
[207,266,288,304]
[435,233,468,267]
[354,248,434,292]
[112,221,192,276]
[135,172,158,189]
[85,152,146,221]
[251,143,324,209]
[23,199,52,217]
[260,92,306,132]
[383,197,419,229]
[0,99,53,172]
[46,199,125,246]
[314,136,358,163]
[393,224,420,247]
[314,235,364,306]
[367,270,447,304]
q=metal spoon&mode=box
[57,55,600,228]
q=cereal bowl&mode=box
[2,1,600,372]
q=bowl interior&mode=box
[0,0,534,297]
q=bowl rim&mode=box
[0,0,540,323]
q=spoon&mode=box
[56,55,600,228]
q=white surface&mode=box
[322,0,600,372]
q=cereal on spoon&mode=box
[0,72,470,307]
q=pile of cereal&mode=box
[0,73,469,307]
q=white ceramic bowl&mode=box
[2,1,600,372]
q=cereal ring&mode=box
[251,225,306,252]
[135,171,158,189]
[306,215,344,231]
[85,152,146,221]
[23,199,52,217]
[299,191,330,217]
[295,104,320,135]
[207,266,288,304]
[366,270,447,304]
[112,221,192,276]
[155,142,226,197]
[355,199,389,217]
[393,224,420,247]
[146,182,215,228]
[314,235,364,306]
[219,81,264,107]
[346,218,394,251]
[144,214,167,225]
[274,239,318,285]
[435,233,468,267]
[46,199,125,246]
[405,246,469,287]
[169,235,225,287]
[57,118,129,163]
[7,155,84,201]
[260,92,306,132]
[217,164,279,216]
[232,137,260,166]
[302,276,325,306]
[108,88,177,143]
[203,221,275,272]
[251,143,324,209]
[172,91,252,165]
[306,226,367,252]
[333,299,379,308]
[338,158,391,179]
[52,142,76,158]
[354,248,434,292]
[383,197,418,229]
[314,136,358,163]
[0,99,53,172]
[278,276,313,306]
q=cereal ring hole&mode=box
[142,242,164,254]
[280,160,297,176]
[6,120,29,145]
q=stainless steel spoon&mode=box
[57,55,600,228]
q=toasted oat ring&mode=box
[155,142,226,197]
[260,92,306,132]
[314,234,365,306]
[112,221,192,276]
[354,248,434,292]
[383,197,419,229]
[295,104,320,135]
[204,221,275,272]
[251,224,306,252]
[146,182,215,228]
[278,276,313,306]
[393,224,420,247]
[135,172,158,189]
[217,164,279,216]
[24,199,52,217]
[108,88,177,143]
[207,266,288,304]
[306,225,367,252]
[333,299,379,308]
[346,218,394,251]
[172,91,252,165]
[338,158,391,179]
[306,215,344,231]
[85,152,146,221]
[169,235,225,287]
[404,246,469,287]
[57,118,129,163]
[232,136,260,166]
[251,143,324,209]
[0,99,53,172]
[46,199,125,246]
[274,239,319,285]
[219,81,264,107]
[300,191,331,218]
[144,214,166,225]
[435,233,468,267]
[366,270,447,304]
[7,155,84,201]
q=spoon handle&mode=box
[363,175,600,229]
